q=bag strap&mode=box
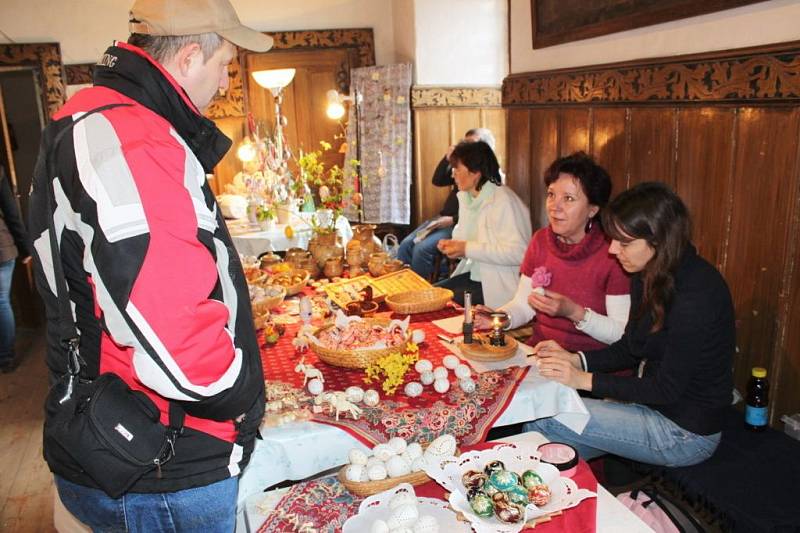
[46,104,185,434]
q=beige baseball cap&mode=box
[129,0,273,52]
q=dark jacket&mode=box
[29,42,264,492]
[0,165,29,262]
[587,246,735,435]
[432,156,458,221]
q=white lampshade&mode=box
[251,68,296,93]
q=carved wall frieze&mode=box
[411,87,502,108]
[206,28,376,119]
[0,43,66,118]
[503,42,800,106]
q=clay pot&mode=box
[382,258,404,275]
[352,224,378,255]
[323,257,344,279]
[311,231,343,268]
[259,252,282,269]
[287,250,312,270]
[299,255,320,278]
[368,252,388,277]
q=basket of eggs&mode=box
[269,268,310,296]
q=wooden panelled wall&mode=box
[412,88,506,225]
[503,41,800,424]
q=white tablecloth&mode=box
[236,432,653,533]
[237,321,590,508]
[229,213,353,256]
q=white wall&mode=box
[510,0,800,74]
[413,0,507,86]
[392,0,416,67]
[0,0,396,65]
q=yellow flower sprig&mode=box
[364,342,420,395]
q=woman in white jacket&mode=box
[436,141,531,308]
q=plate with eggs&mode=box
[342,483,469,533]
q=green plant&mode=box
[256,204,277,221]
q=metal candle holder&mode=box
[489,312,507,346]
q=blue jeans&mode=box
[0,259,15,363]
[523,398,721,467]
[397,221,453,279]
[434,272,484,306]
[55,475,238,533]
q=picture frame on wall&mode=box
[530,0,764,49]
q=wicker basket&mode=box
[309,318,409,369]
[385,287,454,315]
[250,284,286,315]
[245,270,268,286]
[337,466,430,497]
[269,268,309,296]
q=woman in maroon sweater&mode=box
[481,152,629,353]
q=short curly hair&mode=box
[544,151,612,211]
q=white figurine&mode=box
[294,357,324,387]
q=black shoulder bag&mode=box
[42,104,184,499]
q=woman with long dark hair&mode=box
[525,182,735,466]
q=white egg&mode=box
[392,528,414,533]
[307,378,324,395]
[366,456,384,468]
[367,463,388,481]
[345,386,365,403]
[411,456,426,472]
[404,381,423,398]
[414,359,433,373]
[442,355,460,369]
[459,378,476,394]
[405,442,423,460]
[388,436,408,455]
[345,464,365,482]
[373,443,395,462]
[432,366,448,380]
[363,389,380,407]
[371,519,390,533]
[389,490,417,510]
[413,515,440,533]
[420,371,435,385]
[411,329,426,344]
[454,363,471,380]
[387,503,419,529]
[386,455,412,477]
[433,378,450,394]
[348,448,368,465]
[425,434,457,458]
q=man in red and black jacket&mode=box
[29,0,272,529]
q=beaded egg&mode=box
[307,378,324,395]
[373,443,395,462]
[348,448,368,465]
[442,355,460,369]
[386,455,412,478]
[387,503,419,529]
[420,371,435,385]
[433,366,448,380]
[363,389,380,407]
[405,442,423,460]
[433,378,450,394]
[459,378,476,394]
[388,436,408,455]
[454,363,471,380]
[411,329,426,344]
[345,386,365,403]
[415,359,433,373]
[367,463,388,481]
[345,464,367,482]
[389,491,417,510]
[411,456,426,472]
[425,434,457,458]
[404,381,423,398]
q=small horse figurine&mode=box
[294,357,324,387]
[328,392,362,421]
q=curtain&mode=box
[344,63,412,224]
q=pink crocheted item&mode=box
[531,266,552,289]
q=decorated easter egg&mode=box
[483,460,506,476]
[367,463,388,481]
[426,434,457,457]
[433,366,448,380]
[461,469,487,489]
[387,503,419,529]
[373,443,395,462]
[505,484,530,506]
[363,389,380,407]
[413,515,440,533]
[528,483,551,507]
[404,381,423,398]
[346,386,365,403]
[420,371,435,385]
[468,492,494,518]
[495,501,525,524]
[389,490,417,510]
[433,378,450,394]
[411,456,426,472]
[454,363,471,380]
[386,455,412,477]
[366,456,383,468]
[415,359,433,373]
[348,448,368,465]
[442,355,460,369]
[307,378,324,395]
[521,469,544,489]
[411,329,426,344]
[370,519,390,533]
[459,378,476,394]
[405,442,423,460]
[489,470,520,491]
[388,436,408,455]
[345,464,366,482]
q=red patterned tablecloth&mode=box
[260,304,529,446]
[256,442,598,533]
